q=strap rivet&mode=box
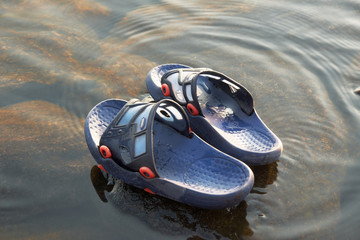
[161,84,171,97]
[187,103,199,116]
[139,166,155,179]
[99,145,112,159]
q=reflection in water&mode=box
[90,163,278,239]
[251,162,278,189]
[90,165,114,202]
[90,165,253,239]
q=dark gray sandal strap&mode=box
[161,69,254,116]
[99,99,190,178]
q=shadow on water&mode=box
[90,161,279,239]
[250,162,278,190]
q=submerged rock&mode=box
[355,87,360,95]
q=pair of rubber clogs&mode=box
[85,64,283,209]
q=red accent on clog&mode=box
[187,103,199,116]
[139,166,155,179]
[144,188,156,195]
[97,164,107,173]
[161,84,171,97]
[99,145,112,158]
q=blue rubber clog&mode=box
[84,98,254,209]
[146,64,283,165]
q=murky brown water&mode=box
[1,0,360,239]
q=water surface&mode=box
[1,0,360,239]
